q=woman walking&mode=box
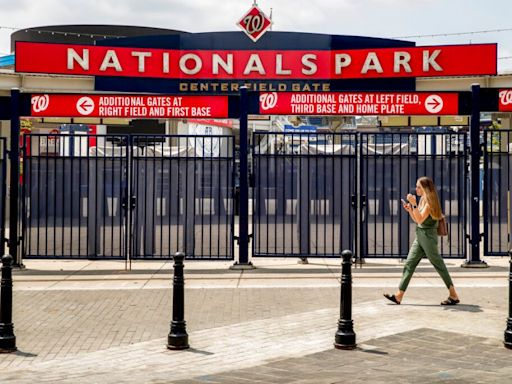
[384,177,460,305]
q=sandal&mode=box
[441,297,460,306]
[383,293,401,305]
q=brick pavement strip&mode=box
[190,329,512,384]
[0,295,511,383]
[2,287,347,368]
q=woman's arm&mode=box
[407,206,418,223]
[410,203,431,224]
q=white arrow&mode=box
[425,95,443,114]
[76,96,95,115]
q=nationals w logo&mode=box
[499,90,512,105]
[237,5,272,42]
[31,94,49,113]
[260,92,278,111]
[243,14,265,35]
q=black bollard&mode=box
[334,249,356,350]
[504,249,512,349]
[0,254,16,353]
[167,252,189,350]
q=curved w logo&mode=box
[499,90,512,105]
[31,94,49,113]
[260,92,278,111]
[237,5,272,42]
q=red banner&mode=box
[259,92,460,115]
[16,42,497,79]
[29,94,229,118]
[499,89,512,112]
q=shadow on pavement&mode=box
[441,304,483,313]
[393,303,483,312]
[356,347,389,355]
[186,348,214,356]
[13,350,38,358]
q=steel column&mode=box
[463,84,487,267]
[8,89,21,267]
[232,87,253,268]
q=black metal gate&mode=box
[22,133,129,259]
[21,133,235,260]
[19,130,494,261]
[130,135,235,260]
[252,132,357,257]
[359,131,468,259]
[483,129,512,255]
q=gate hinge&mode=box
[121,196,136,210]
[233,234,252,245]
[353,255,365,269]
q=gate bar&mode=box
[232,87,253,268]
[8,89,21,267]
[463,84,487,267]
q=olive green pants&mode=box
[399,228,453,291]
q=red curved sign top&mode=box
[15,42,497,80]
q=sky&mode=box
[0,0,511,72]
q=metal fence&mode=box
[15,129,512,261]
[360,132,468,258]
[130,135,235,260]
[21,133,235,260]
[22,134,129,259]
[483,129,512,255]
[252,132,357,257]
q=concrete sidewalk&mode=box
[11,255,511,289]
[0,257,511,383]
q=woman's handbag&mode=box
[437,216,448,236]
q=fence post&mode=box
[167,252,189,350]
[0,254,16,353]
[9,89,21,267]
[231,87,254,269]
[462,84,487,268]
[334,249,356,350]
[504,249,512,349]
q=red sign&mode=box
[29,94,229,118]
[499,89,512,112]
[16,42,497,80]
[237,5,272,42]
[259,92,460,115]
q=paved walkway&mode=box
[1,257,511,383]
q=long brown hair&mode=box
[418,177,443,220]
